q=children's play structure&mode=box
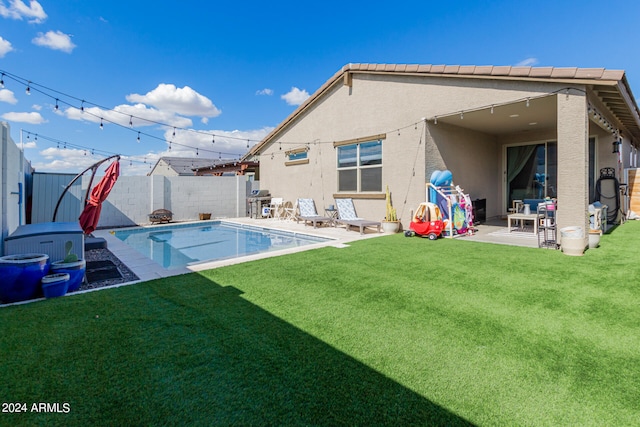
[406,170,475,239]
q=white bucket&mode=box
[523,205,531,215]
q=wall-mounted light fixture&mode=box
[612,139,622,153]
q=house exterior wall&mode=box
[258,73,576,228]
[150,159,179,176]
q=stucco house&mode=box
[247,63,640,241]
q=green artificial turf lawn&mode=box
[1,222,639,426]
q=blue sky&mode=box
[1,0,640,175]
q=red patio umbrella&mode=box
[79,159,120,234]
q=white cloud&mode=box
[21,140,36,149]
[0,0,47,23]
[32,30,76,53]
[256,88,273,96]
[32,103,41,110]
[515,57,538,67]
[64,103,193,129]
[0,36,13,57]
[162,126,273,157]
[1,111,46,124]
[281,87,310,106]
[126,84,221,118]
[0,89,18,104]
[33,147,99,172]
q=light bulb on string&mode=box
[246,139,250,149]
[129,116,133,128]
[169,142,172,151]
[212,135,215,144]
[172,127,176,139]
[80,100,84,112]
[137,131,140,143]
[54,99,59,111]
[25,84,31,95]
[99,119,103,130]
[196,148,199,156]
[0,73,4,88]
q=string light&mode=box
[25,84,31,95]
[137,131,140,143]
[54,99,59,111]
[129,116,133,128]
[99,118,103,130]
[0,73,4,88]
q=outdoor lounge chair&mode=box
[334,198,381,234]
[296,198,330,228]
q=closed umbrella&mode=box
[79,160,120,234]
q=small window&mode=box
[285,147,309,166]
[288,151,307,162]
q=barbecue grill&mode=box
[247,189,271,218]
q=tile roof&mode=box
[341,63,625,81]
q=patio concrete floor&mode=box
[93,216,544,285]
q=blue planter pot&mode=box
[51,259,86,292]
[41,273,70,298]
[0,254,50,303]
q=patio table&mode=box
[507,213,542,234]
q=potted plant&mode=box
[50,241,86,292]
[382,185,401,233]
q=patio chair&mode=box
[265,197,284,219]
[296,198,331,228]
[334,198,381,234]
[282,200,297,221]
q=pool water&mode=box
[113,221,330,269]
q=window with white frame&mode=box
[335,137,383,192]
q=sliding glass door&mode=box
[506,142,557,210]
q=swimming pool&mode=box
[113,221,330,269]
